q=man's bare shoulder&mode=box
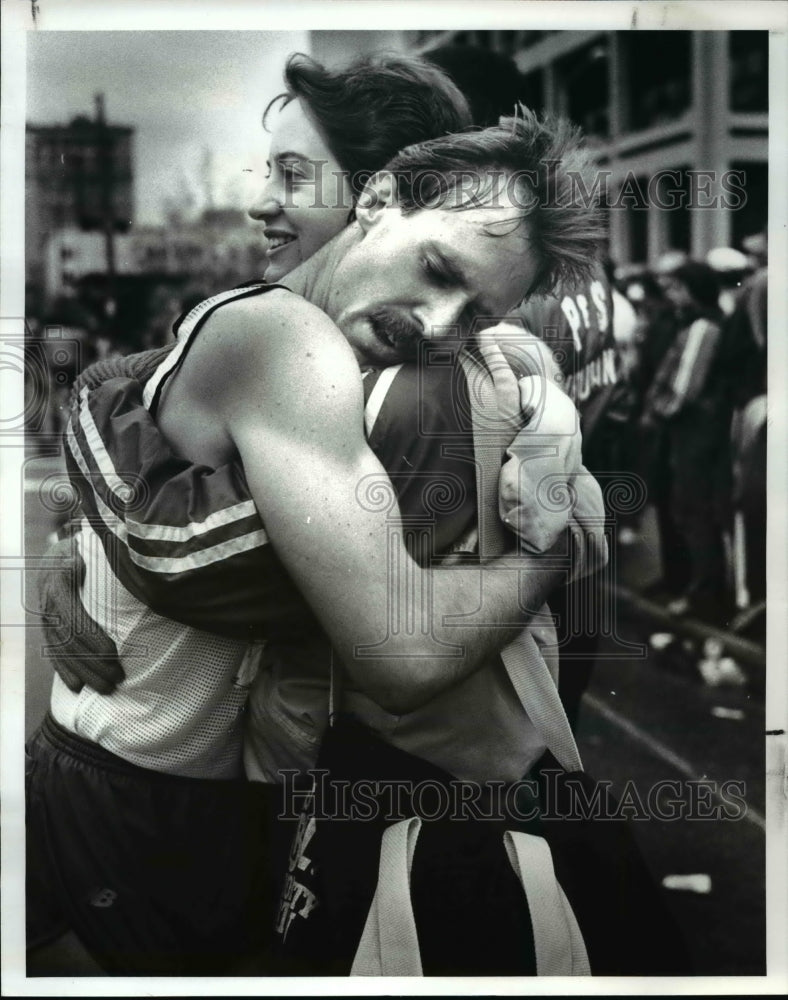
[175,285,362,436]
[206,287,342,347]
[184,287,355,390]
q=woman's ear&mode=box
[355,172,397,233]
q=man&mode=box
[28,112,604,975]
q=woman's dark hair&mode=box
[263,52,472,201]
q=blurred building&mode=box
[42,208,266,312]
[44,230,136,298]
[130,208,268,289]
[26,95,134,295]
[409,30,769,266]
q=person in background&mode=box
[607,258,640,384]
[742,229,768,272]
[643,260,734,623]
[706,246,754,317]
[624,271,691,599]
[723,244,768,623]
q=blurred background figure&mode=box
[621,271,690,597]
[641,261,734,624]
[39,289,100,439]
[724,238,768,633]
[706,246,753,316]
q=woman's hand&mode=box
[476,325,607,577]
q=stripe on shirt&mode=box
[126,499,259,542]
[67,385,269,574]
[142,284,268,411]
[76,386,135,503]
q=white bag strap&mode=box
[503,830,591,976]
[350,817,423,976]
[503,632,583,773]
[458,347,583,774]
[351,818,591,976]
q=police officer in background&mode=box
[426,45,631,730]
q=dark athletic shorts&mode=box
[26,713,273,976]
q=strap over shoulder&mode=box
[457,345,583,774]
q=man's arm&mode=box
[195,295,566,714]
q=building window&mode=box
[729,161,767,248]
[624,175,649,263]
[557,40,610,139]
[521,69,544,115]
[627,32,692,131]
[662,168,691,253]
[729,32,768,112]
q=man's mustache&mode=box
[368,308,424,361]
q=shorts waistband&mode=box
[38,713,244,787]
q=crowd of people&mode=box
[23,41,767,979]
[612,240,767,631]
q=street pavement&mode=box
[576,511,765,976]
[22,453,767,976]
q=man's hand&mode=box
[39,537,124,694]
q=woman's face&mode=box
[248,98,353,283]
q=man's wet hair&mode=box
[264,52,472,201]
[383,108,605,298]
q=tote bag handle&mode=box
[457,346,583,774]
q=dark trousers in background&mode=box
[640,423,692,595]
[667,406,733,618]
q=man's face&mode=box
[248,99,353,283]
[329,177,539,368]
